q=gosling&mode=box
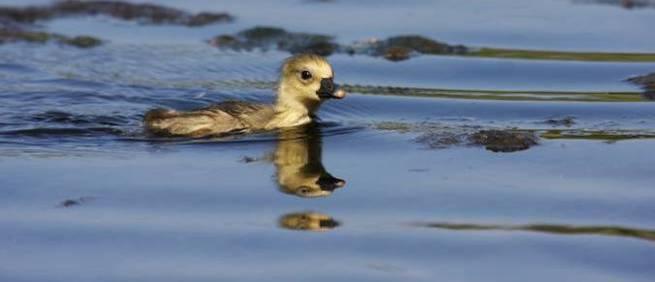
[144,54,346,137]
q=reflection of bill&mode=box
[279,212,340,231]
[274,124,346,198]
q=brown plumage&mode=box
[144,101,273,137]
[144,54,346,137]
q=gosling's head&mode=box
[277,54,345,112]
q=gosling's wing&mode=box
[204,101,274,129]
[203,101,263,114]
[144,101,273,137]
[144,108,246,137]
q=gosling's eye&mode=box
[301,70,312,80]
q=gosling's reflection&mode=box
[274,124,346,198]
[279,211,340,232]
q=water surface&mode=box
[1,1,654,282]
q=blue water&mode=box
[1,1,654,281]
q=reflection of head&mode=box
[274,124,346,198]
[279,212,340,231]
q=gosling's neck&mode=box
[266,83,321,129]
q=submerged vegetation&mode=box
[540,130,655,141]
[377,121,655,152]
[627,72,655,100]
[211,26,655,63]
[375,122,539,153]
[342,84,647,102]
[0,0,233,26]
[0,27,102,48]
[573,0,655,9]
[0,0,232,48]
[0,0,652,62]
[57,196,94,208]
[209,26,337,56]
[467,47,655,62]
[469,130,539,153]
[417,221,655,242]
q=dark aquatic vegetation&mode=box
[376,122,540,152]
[417,222,655,243]
[210,26,338,56]
[627,72,655,86]
[342,84,648,102]
[342,35,468,61]
[0,0,233,26]
[210,26,655,62]
[627,72,655,100]
[0,25,102,48]
[209,28,466,61]
[381,46,413,61]
[57,196,94,208]
[573,0,655,9]
[540,129,655,141]
[543,116,576,127]
[467,47,655,62]
[0,0,232,47]
[414,130,465,149]
[61,35,102,48]
[361,35,468,61]
[469,130,539,153]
